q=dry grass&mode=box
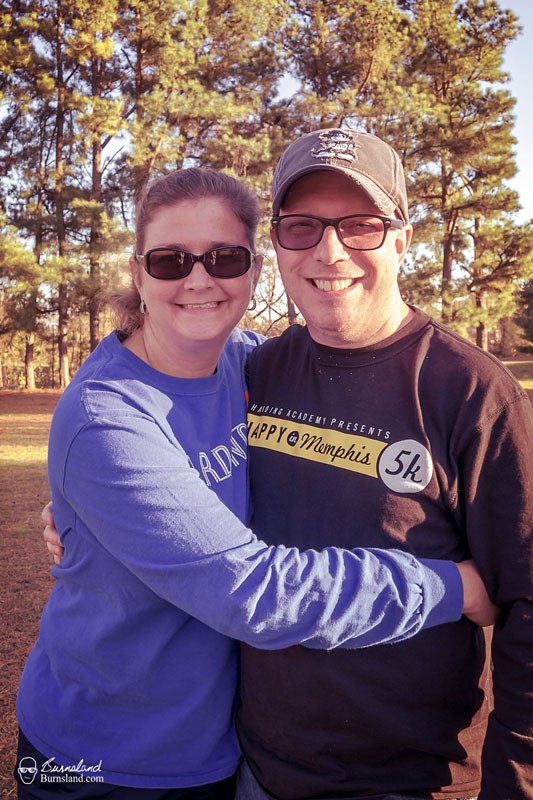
[504,359,533,402]
[0,362,531,796]
[0,390,61,799]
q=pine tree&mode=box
[397,0,526,335]
[114,0,284,198]
[516,280,533,353]
[0,214,44,389]
[1,0,531,384]
[276,0,409,129]
[65,0,124,350]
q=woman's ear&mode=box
[252,254,263,292]
[130,255,143,294]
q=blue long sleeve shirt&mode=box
[17,329,462,789]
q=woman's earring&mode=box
[140,299,147,314]
[248,296,257,311]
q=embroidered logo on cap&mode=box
[310,130,361,163]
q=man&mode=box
[236,129,533,799]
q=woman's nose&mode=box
[182,259,215,288]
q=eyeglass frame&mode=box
[135,245,256,280]
[270,213,404,251]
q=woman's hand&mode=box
[457,559,499,627]
[42,502,64,565]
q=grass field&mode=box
[0,360,531,795]
[503,359,533,401]
[0,390,61,798]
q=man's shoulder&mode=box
[413,315,530,427]
[426,316,524,388]
[248,324,308,366]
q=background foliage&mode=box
[1,0,532,389]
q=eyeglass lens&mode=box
[275,215,393,251]
[145,246,252,280]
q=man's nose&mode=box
[313,225,350,265]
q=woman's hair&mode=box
[111,167,261,337]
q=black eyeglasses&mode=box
[135,245,255,280]
[271,214,404,251]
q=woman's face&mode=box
[132,197,260,374]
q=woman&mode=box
[18,168,492,799]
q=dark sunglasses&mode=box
[271,214,404,251]
[135,245,255,280]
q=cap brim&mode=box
[273,164,400,220]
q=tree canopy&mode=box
[1,0,531,388]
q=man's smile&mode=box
[311,278,358,292]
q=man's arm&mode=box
[43,503,62,563]
[461,394,533,799]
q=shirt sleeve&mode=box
[56,401,463,651]
[459,394,533,799]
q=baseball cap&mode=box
[272,128,409,223]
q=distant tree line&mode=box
[1,0,532,389]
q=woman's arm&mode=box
[44,408,497,650]
[43,508,496,629]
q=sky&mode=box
[503,0,533,220]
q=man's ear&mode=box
[396,224,413,263]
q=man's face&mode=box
[271,171,413,348]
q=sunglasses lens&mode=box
[207,247,251,278]
[146,249,191,279]
[143,246,252,279]
[339,217,387,249]
[275,215,392,251]
[276,217,322,250]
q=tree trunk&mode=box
[58,283,70,387]
[89,60,103,352]
[25,331,36,390]
[475,321,487,351]
[55,5,70,387]
[475,290,488,351]
[441,206,457,325]
[499,316,516,358]
[286,294,298,326]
